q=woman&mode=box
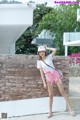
[37,45,75,118]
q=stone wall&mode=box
[69,66,80,77]
[0,55,69,101]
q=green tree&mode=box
[37,4,80,55]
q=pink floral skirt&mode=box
[44,70,62,85]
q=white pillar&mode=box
[9,42,15,54]
[65,45,68,56]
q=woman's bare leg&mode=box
[47,82,54,117]
[56,80,75,116]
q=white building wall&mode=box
[0,4,33,25]
[0,4,34,54]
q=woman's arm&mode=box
[45,46,56,57]
[39,68,47,89]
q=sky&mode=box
[18,0,77,3]
[16,0,77,7]
[18,0,55,7]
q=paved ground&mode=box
[1,111,80,120]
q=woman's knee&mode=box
[60,88,65,95]
[57,81,65,95]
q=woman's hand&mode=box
[44,45,48,50]
[44,46,56,56]
[43,82,47,89]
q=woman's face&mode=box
[39,51,46,58]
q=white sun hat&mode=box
[38,46,46,52]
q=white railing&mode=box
[69,57,80,67]
[77,9,80,21]
[63,32,80,43]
